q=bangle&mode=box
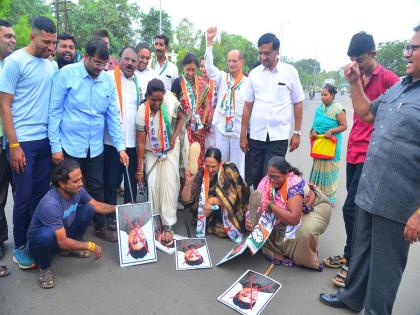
[136,171,143,176]
[87,241,96,252]
[9,142,20,149]
[417,208,420,215]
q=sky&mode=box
[136,0,420,71]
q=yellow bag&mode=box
[310,135,337,160]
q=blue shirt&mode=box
[28,187,92,235]
[0,49,55,142]
[48,61,125,157]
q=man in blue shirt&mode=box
[28,159,116,289]
[0,16,56,269]
[49,37,129,242]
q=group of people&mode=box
[0,15,419,315]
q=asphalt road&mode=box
[0,93,419,315]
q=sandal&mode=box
[248,190,262,228]
[332,265,348,288]
[0,265,10,277]
[38,268,55,289]
[60,249,91,258]
[188,142,201,175]
[323,255,347,269]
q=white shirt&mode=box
[104,70,139,148]
[150,58,178,90]
[204,46,247,138]
[135,68,157,103]
[244,62,305,141]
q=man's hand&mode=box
[91,244,103,259]
[404,211,420,243]
[240,133,249,153]
[52,151,64,165]
[289,134,300,152]
[119,150,129,166]
[10,146,26,173]
[206,26,217,45]
[344,61,361,84]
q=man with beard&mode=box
[135,43,157,103]
[55,32,76,69]
[27,159,116,288]
[150,34,178,90]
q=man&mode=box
[0,19,15,276]
[204,26,246,177]
[103,46,140,229]
[320,25,420,315]
[92,29,118,71]
[48,37,129,242]
[135,43,157,103]
[323,32,399,288]
[27,159,116,289]
[240,33,304,188]
[0,16,56,269]
[150,34,178,90]
[55,32,76,69]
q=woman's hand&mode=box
[310,129,318,139]
[203,202,212,217]
[185,168,195,183]
[207,197,220,206]
[324,129,333,138]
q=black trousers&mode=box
[0,145,11,244]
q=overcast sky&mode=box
[137,0,420,71]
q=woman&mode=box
[309,84,347,205]
[172,53,210,167]
[135,78,183,242]
[182,148,249,242]
[251,156,332,271]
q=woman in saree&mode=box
[249,156,332,271]
[135,78,183,242]
[171,53,210,167]
[181,148,249,242]
[309,84,347,205]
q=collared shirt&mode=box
[150,58,178,90]
[135,68,157,103]
[0,59,4,139]
[346,64,399,164]
[0,49,55,142]
[244,62,305,141]
[204,46,247,138]
[104,69,140,148]
[48,61,125,158]
[355,76,420,224]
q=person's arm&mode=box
[270,195,302,225]
[199,95,210,133]
[325,110,347,136]
[170,110,183,149]
[404,207,420,243]
[344,62,375,123]
[136,131,146,186]
[88,199,116,215]
[205,27,222,82]
[54,228,102,259]
[240,100,253,153]
[289,101,303,152]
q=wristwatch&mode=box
[293,130,302,136]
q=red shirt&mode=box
[346,64,399,164]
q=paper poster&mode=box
[246,211,276,255]
[153,214,186,254]
[216,238,249,266]
[218,270,282,315]
[116,202,157,267]
[175,238,212,270]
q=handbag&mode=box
[310,135,337,160]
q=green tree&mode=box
[293,58,321,89]
[377,40,406,77]
[174,18,201,52]
[139,8,173,48]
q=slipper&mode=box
[248,190,262,228]
[60,249,91,258]
[323,255,347,269]
[332,265,348,288]
[188,142,201,175]
[38,268,55,289]
[0,265,10,277]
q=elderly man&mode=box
[204,27,246,177]
[150,34,178,90]
[320,25,420,315]
[0,16,56,269]
[48,37,129,242]
[55,32,76,69]
[240,33,304,189]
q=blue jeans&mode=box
[28,204,94,269]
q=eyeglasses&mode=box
[267,174,280,181]
[403,44,420,57]
[89,57,108,68]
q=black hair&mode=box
[184,247,204,266]
[85,37,109,60]
[322,83,337,98]
[145,78,166,98]
[135,42,150,53]
[267,156,302,176]
[0,20,12,28]
[414,25,420,33]
[129,245,148,259]
[154,34,169,47]
[257,33,280,50]
[57,32,76,46]
[51,159,80,187]
[232,290,257,310]
[92,29,109,39]
[347,32,375,57]
[118,46,136,58]
[204,148,222,163]
[32,16,56,34]
[182,52,199,67]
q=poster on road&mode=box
[175,238,212,270]
[216,237,249,266]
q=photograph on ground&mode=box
[175,238,212,270]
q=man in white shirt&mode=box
[240,33,304,189]
[204,26,247,177]
[135,43,157,103]
[150,34,178,90]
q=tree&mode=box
[293,58,321,89]
[139,8,173,48]
[377,40,406,77]
[175,18,201,52]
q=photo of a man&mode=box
[175,238,212,270]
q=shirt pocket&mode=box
[93,89,110,114]
[275,83,291,104]
[392,102,420,142]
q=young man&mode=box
[135,43,157,103]
[151,34,178,90]
[0,16,57,269]
[28,159,116,288]
[55,32,76,69]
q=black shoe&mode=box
[0,242,4,259]
[319,293,351,310]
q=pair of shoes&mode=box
[13,246,36,269]
[95,228,118,242]
[0,242,5,259]
[332,265,348,288]
[38,268,55,289]
[319,293,352,310]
